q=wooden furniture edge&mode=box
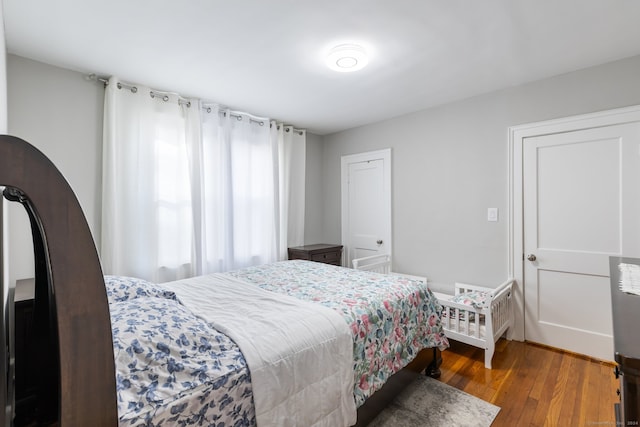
[0,135,117,425]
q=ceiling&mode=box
[4,1,640,135]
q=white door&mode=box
[523,122,640,361]
[341,149,391,268]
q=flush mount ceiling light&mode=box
[326,44,369,72]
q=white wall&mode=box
[304,132,325,245]
[6,55,105,285]
[319,54,640,291]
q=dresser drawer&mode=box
[288,244,343,266]
[311,251,340,264]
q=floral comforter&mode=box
[226,260,449,406]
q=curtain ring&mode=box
[149,91,169,102]
[117,83,137,93]
[150,91,169,102]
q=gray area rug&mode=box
[368,375,500,427]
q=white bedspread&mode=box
[162,273,356,427]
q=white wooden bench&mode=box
[431,279,514,369]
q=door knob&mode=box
[376,240,383,245]
[527,254,537,262]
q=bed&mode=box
[109,262,447,426]
[0,135,448,426]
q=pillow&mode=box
[450,291,490,310]
[104,275,177,304]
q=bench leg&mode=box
[484,343,494,369]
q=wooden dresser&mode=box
[288,244,343,266]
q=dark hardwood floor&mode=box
[438,339,619,426]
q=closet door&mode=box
[523,122,640,361]
[341,149,391,268]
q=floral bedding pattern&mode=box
[225,260,449,406]
[105,275,178,304]
[105,276,256,427]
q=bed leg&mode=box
[426,347,442,379]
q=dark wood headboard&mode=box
[0,135,117,425]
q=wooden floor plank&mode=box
[573,357,590,427]
[527,344,554,401]
[530,350,563,426]
[437,340,619,426]
[598,363,619,423]
[557,356,580,426]
[584,358,602,426]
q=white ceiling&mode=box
[4,0,640,135]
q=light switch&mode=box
[487,208,498,222]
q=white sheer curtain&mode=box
[273,122,306,259]
[102,78,199,282]
[101,78,305,282]
[197,105,279,273]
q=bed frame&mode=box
[0,135,441,426]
